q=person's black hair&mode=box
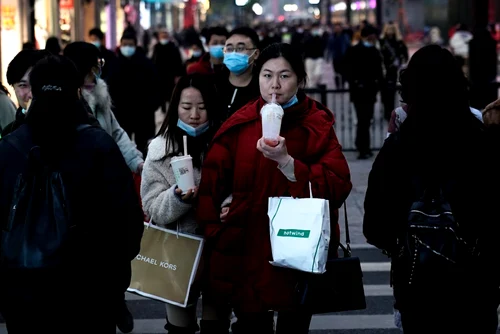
[89,27,105,40]
[255,43,308,87]
[6,50,50,85]
[121,31,138,44]
[157,74,219,168]
[398,45,480,165]
[206,26,229,44]
[361,25,377,38]
[189,39,205,55]
[22,42,36,50]
[45,37,61,55]
[228,27,260,49]
[25,55,91,159]
[63,42,100,83]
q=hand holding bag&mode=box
[268,183,330,273]
[295,203,367,313]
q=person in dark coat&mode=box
[344,24,384,159]
[151,29,184,112]
[363,45,500,333]
[107,31,163,156]
[468,26,498,110]
[0,55,144,333]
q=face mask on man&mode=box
[91,41,101,49]
[363,41,374,48]
[192,50,202,58]
[159,39,170,45]
[120,45,136,57]
[209,45,224,59]
[223,51,255,75]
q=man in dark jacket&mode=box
[151,29,185,112]
[107,31,162,156]
[344,25,384,159]
[1,49,49,138]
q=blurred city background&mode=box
[0,0,498,77]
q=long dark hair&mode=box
[25,55,91,159]
[157,74,219,168]
[398,45,483,172]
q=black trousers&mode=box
[353,101,375,155]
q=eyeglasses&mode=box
[224,46,257,53]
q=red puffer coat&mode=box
[197,94,352,313]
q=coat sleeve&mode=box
[363,136,400,253]
[108,110,144,172]
[197,135,234,239]
[141,156,192,227]
[98,133,144,262]
[289,128,352,209]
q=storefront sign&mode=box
[1,5,16,30]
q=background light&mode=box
[235,0,248,6]
[252,3,263,15]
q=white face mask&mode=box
[159,39,169,45]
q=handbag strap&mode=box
[338,202,352,258]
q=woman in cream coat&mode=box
[141,74,229,334]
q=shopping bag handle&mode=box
[310,182,351,258]
[341,202,352,257]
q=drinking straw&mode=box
[272,93,276,104]
[183,135,188,156]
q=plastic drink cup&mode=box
[261,103,284,140]
[170,155,195,195]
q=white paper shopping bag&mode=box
[268,184,331,274]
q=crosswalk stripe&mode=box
[361,262,391,272]
[108,314,397,333]
[125,283,393,303]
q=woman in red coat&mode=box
[197,43,352,334]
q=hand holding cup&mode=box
[257,136,291,166]
[175,187,198,202]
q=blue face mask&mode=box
[192,50,202,58]
[281,95,299,109]
[209,45,224,59]
[363,41,374,48]
[120,46,136,57]
[177,119,210,137]
[223,52,252,75]
[91,41,101,49]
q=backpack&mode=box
[1,124,91,269]
[397,180,478,288]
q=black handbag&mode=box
[294,203,366,314]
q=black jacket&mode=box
[0,123,144,330]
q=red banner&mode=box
[184,0,195,29]
[60,0,74,10]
